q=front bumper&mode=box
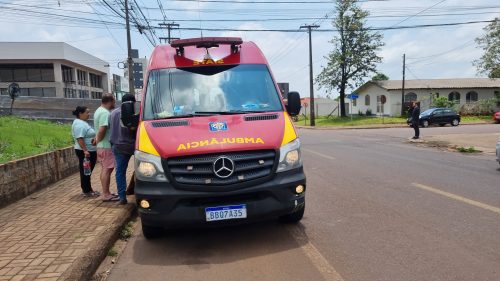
[136,167,306,228]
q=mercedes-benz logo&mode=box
[213,156,235,179]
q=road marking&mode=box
[303,148,336,160]
[288,226,345,281]
[412,183,500,215]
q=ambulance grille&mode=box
[165,150,277,188]
[151,120,189,128]
[244,114,279,121]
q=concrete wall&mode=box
[0,96,101,122]
[0,147,78,208]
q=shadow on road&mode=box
[131,221,308,268]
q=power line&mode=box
[390,0,447,27]
[151,20,496,32]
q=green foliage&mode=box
[432,96,454,108]
[474,18,500,78]
[0,117,72,164]
[456,146,481,153]
[107,248,118,257]
[366,108,372,116]
[371,73,389,81]
[459,99,497,115]
[316,0,384,117]
[119,221,134,240]
[358,110,364,116]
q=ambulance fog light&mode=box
[138,162,156,177]
[295,185,304,194]
[140,200,150,209]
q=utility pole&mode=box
[159,23,180,44]
[300,24,319,126]
[401,53,406,116]
[125,0,135,96]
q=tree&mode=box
[372,73,389,81]
[316,0,384,117]
[474,18,500,78]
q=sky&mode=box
[0,0,498,98]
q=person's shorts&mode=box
[97,148,115,169]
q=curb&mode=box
[295,122,493,130]
[60,204,137,281]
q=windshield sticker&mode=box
[209,122,228,132]
[177,137,265,151]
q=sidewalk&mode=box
[0,164,135,281]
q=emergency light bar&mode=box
[171,37,243,56]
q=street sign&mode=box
[347,94,359,100]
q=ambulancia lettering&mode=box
[177,137,265,151]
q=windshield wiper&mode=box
[153,112,215,120]
[194,110,265,115]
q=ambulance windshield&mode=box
[143,64,283,120]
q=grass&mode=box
[295,115,493,127]
[461,115,493,123]
[295,115,407,127]
[119,221,135,240]
[455,146,482,153]
[107,248,118,257]
[0,116,73,164]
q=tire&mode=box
[142,224,162,239]
[451,119,459,126]
[422,120,429,128]
[279,203,305,223]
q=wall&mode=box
[0,147,78,208]
[0,96,101,121]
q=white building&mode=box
[352,78,500,116]
[0,42,110,99]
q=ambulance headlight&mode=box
[134,151,168,182]
[277,139,302,173]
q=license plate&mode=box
[205,204,247,222]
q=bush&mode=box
[366,109,372,116]
[459,99,496,116]
[358,110,364,116]
[432,96,454,108]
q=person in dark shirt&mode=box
[411,102,420,139]
[109,94,137,204]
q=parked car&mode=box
[493,111,500,124]
[497,137,500,167]
[407,108,461,128]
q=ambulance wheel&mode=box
[142,224,162,239]
[279,203,305,223]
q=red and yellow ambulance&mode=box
[131,37,305,238]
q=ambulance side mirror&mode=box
[286,91,301,116]
[121,101,139,129]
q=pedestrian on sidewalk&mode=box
[109,94,137,205]
[93,94,118,202]
[72,106,99,197]
[411,101,420,139]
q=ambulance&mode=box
[129,37,305,238]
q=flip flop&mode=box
[102,196,120,202]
